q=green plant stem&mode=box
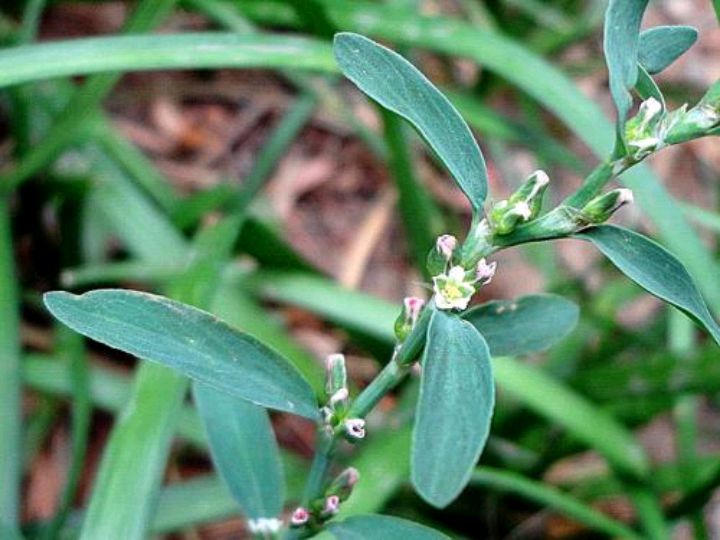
[563,160,615,208]
[0,0,178,193]
[348,357,408,419]
[0,197,21,537]
[628,486,670,540]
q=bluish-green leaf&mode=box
[319,514,450,539]
[193,383,284,520]
[638,25,698,75]
[576,225,720,345]
[43,289,320,419]
[463,294,579,357]
[604,0,649,130]
[412,310,494,508]
[333,32,487,209]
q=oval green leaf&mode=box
[333,32,487,209]
[319,514,450,540]
[639,25,698,75]
[576,225,720,345]
[463,294,579,356]
[193,383,284,520]
[604,0,649,129]
[43,289,320,419]
[412,310,494,508]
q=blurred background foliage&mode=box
[1,0,720,538]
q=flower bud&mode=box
[427,234,458,275]
[343,418,366,440]
[326,467,360,501]
[625,97,664,159]
[665,103,720,144]
[325,353,347,398]
[394,296,426,342]
[509,169,550,219]
[475,258,497,286]
[329,387,349,408]
[290,507,310,527]
[580,188,634,223]
[322,495,341,516]
[248,517,283,534]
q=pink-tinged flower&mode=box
[323,495,341,516]
[344,418,366,439]
[290,507,310,527]
[432,266,476,310]
[403,296,425,325]
[475,258,497,286]
[436,234,458,261]
[329,387,349,407]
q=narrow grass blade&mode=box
[0,198,21,536]
[470,468,642,539]
[0,33,335,91]
[493,356,649,480]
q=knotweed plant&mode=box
[43,2,720,539]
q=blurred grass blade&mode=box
[0,33,335,91]
[0,0,177,192]
[322,515,450,539]
[638,26,698,74]
[44,290,320,419]
[0,198,21,536]
[42,328,90,540]
[413,311,494,507]
[193,384,284,519]
[463,294,579,356]
[493,356,649,480]
[577,225,720,345]
[333,32,488,209]
[470,468,642,539]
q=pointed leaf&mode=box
[320,514,450,540]
[639,26,698,75]
[193,383,284,520]
[604,0,649,128]
[576,225,720,345]
[333,32,487,209]
[43,289,320,419]
[463,294,579,356]
[412,310,494,508]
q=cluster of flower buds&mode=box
[666,92,720,144]
[248,517,283,535]
[580,188,634,224]
[319,354,366,442]
[624,97,666,160]
[394,296,426,342]
[489,170,550,235]
[290,468,360,529]
[432,258,496,311]
[426,234,458,276]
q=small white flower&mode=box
[344,418,366,439]
[432,265,476,310]
[511,201,532,220]
[248,517,283,534]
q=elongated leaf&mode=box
[43,289,319,419]
[0,33,335,89]
[333,32,487,209]
[638,26,698,74]
[412,310,494,507]
[193,383,284,520]
[576,225,720,345]
[463,294,579,356]
[319,514,450,540]
[604,0,649,130]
